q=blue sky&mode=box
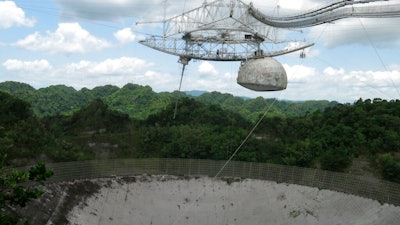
[1,0,400,103]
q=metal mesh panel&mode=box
[25,158,400,206]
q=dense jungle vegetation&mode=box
[1,81,400,183]
[0,81,336,121]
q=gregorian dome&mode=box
[237,57,287,91]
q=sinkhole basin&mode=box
[25,175,400,225]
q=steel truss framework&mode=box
[138,0,400,61]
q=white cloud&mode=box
[0,1,35,29]
[3,59,52,72]
[284,64,317,83]
[90,57,152,74]
[280,64,400,102]
[55,0,279,22]
[59,57,162,89]
[198,62,218,76]
[65,57,153,75]
[183,70,236,92]
[389,64,400,71]
[323,67,345,77]
[13,23,110,54]
[279,0,303,10]
[114,28,136,44]
[306,48,320,58]
[309,17,400,48]
[55,0,162,21]
[0,56,169,90]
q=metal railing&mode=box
[41,158,400,206]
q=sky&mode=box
[1,0,400,103]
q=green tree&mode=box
[106,83,172,120]
[320,148,352,172]
[0,155,53,225]
[0,91,49,160]
[376,153,400,183]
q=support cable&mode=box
[173,57,190,119]
[182,0,188,15]
[213,95,281,177]
[171,91,283,225]
[358,18,400,98]
[309,21,397,99]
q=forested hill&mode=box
[0,81,337,121]
[1,89,400,183]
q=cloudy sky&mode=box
[1,0,400,103]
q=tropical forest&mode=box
[1,81,400,184]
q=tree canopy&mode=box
[1,82,400,183]
[0,81,337,121]
[1,154,53,225]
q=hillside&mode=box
[0,81,337,121]
[1,83,400,183]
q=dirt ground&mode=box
[15,179,103,225]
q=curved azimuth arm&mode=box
[248,0,400,28]
[138,0,400,61]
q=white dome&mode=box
[237,57,287,91]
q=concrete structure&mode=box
[67,175,400,225]
[16,159,400,224]
[237,57,287,91]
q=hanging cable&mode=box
[307,21,398,100]
[213,95,281,177]
[358,18,400,98]
[173,57,190,119]
[182,0,188,15]
[171,91,283,225]
[173,64,186,119]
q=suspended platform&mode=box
[138,0,400,91]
